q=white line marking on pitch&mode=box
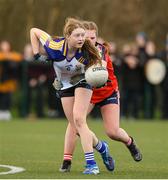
[0,164,25,175]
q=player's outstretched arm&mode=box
[30,28,49,54]
[30,28,50,61]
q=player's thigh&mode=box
[74,87,92,119]
[100,103,120,131]
[61,96,74,124]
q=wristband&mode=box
[34,53,41,60]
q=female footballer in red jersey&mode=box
[60,21,142,172]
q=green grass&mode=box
[0,118,168,179]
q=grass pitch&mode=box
[0,118,168,179]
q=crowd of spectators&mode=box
[0,32,168,120]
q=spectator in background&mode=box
[121,44,143,119]
[136,32,148,66]
[108,41,122,87]
[143,41,158,119]
[158,35,168,119]
[20,43,47,118]
[20,44,33,117]
[0,40,22,120]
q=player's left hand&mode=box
[52,78,63,90]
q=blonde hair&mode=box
[83,21,98,37]
[63,17,85,37]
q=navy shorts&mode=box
[95,91,119,107]
[58,80,92,98]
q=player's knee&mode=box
[106,128,118,140]
[73,112,85,129]
[74,118,85,129]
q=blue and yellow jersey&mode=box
[39,32,88,90]
[40,32,88,65]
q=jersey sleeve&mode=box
[40,32,51,46]
[39,32,64,50]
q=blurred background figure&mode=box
[158,34,168,119]
[120,44,143,119]
[20,43,47,118]
[143,40,158,119]
[108,41,122,87]
[0,40,22,120]
[135,32,148,66]
[20,44,64,119]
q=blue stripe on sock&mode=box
[95,141,106,153]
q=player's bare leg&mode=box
[101,103,142,161]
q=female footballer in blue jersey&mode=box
[30,17,114,175]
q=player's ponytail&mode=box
[82,39,102,68]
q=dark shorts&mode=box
[58,80,92,98]
[95,91,119,107]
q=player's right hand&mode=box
[34,53,49,61]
